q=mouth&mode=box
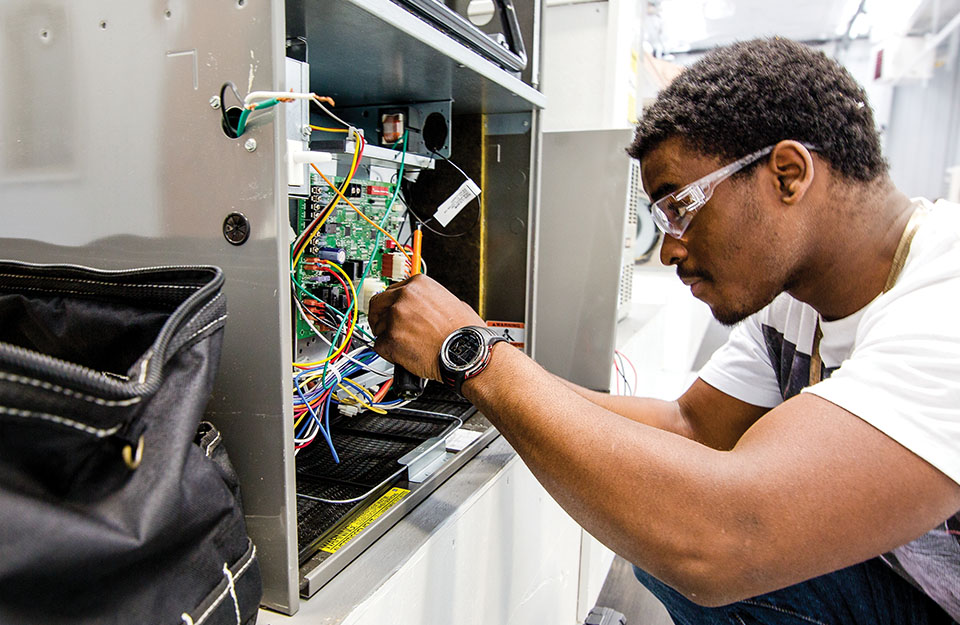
[678,272,709,297]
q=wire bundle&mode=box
[293,347,404,460]
[291,123,412,461]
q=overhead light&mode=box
[867,0,923,39]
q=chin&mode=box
[699,278,781,327]
[708,292,774,327]
[709,306,750,327]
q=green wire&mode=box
[318,131,409,380]
[291,275,375,341]
[289,132,409,380]
[236,98,279,136]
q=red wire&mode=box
[613,356,622,394]
[321,263,352,309]
[372,378,393,403]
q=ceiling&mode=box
[648,0,860,53]
[646,0,960,54]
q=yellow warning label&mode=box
[319,487,410,554]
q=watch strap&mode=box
[439,326,508,395]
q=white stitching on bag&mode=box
[182,314,228,345]
[0,273,200,290]
[223,562,242,625]
[0,371,141,407]
[189,544,257,625]
[0,405,122,437]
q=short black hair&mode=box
[629,38,886,182]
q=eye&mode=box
[661,195,689,219]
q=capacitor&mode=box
[317,247,346,265]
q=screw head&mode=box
[223,212,251,245]
[244,138,257,152]
[301,125,312,139]
[209,95,221,109]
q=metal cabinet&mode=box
[0,0,543,614]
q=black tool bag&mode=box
[0,261,262,625]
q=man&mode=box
[369,38,960,623]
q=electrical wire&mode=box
[292,128,364,268]
[615,349,638,396]
[219,81,245,137]
[401,161,481,238]
[290,131,409,459]
[293,260,358,368]
[310,96,354,131]
[336,382,387,414]
[296,415,463,505]
[311,165,413,264]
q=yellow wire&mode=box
[292,129,363,269]
[336,383,387,414]
[310,125,349,133]
[311,166,413,264]
[292,260,358,368]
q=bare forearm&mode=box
[553,375,695,439]
[369,273,960,607]
[465,344,739,600]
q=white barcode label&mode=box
[434,178,481,227]
[445,428,482,452]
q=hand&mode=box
[367,274,485,381]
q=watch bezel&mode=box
[439,326,488,373]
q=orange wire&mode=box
[411,227,422,276]
[310,164,413,264]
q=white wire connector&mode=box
[338,404,361,417]
[243,90,319,107]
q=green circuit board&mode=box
[293,174,404,339]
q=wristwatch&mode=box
[438,326,508,395]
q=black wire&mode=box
[401,166,481,239]
[219,82,243,137]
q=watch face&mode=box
[445,331,483,370]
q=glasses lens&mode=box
[652,193,695,237]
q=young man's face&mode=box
[640,137,802,326]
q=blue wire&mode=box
[294,366,340,462]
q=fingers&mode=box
[367,286,403,336]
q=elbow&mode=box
[661,558,746,608]
[643,534,765,608]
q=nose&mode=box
[659,234,688,266]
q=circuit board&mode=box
[293,174,406,339]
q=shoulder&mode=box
[862,198,960,329]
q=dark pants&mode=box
[633,558,955,625]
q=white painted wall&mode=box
[542,0,642,131]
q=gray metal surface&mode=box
[297,414,499,597]
[292,0,545,113]
[0,0,544,616]
[534,129,636,391]
[483,111,535,323]
[260,433,519,625]
[0,0,300,612]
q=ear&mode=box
[767,140,815,205]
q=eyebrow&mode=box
[649,182,679,203]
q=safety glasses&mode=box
[650,144,776,238]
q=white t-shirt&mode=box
[699,198,960,620]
